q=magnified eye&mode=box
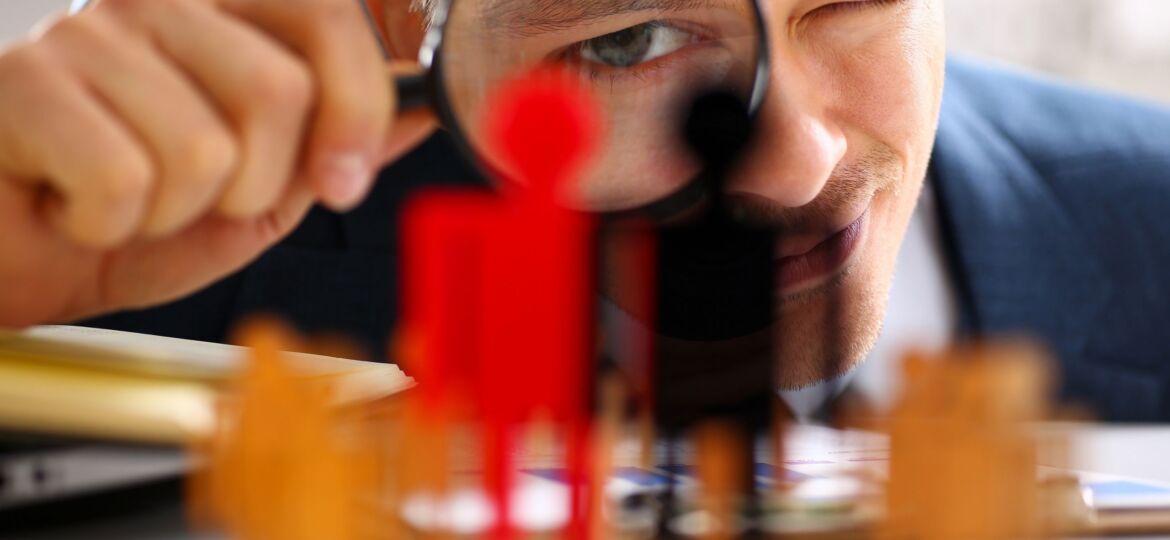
[575,22,700,69]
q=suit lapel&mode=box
[929,79,1112,363]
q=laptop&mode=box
[0,432,188,512]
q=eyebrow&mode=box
[480,0,727,36]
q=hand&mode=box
[0,0,437,328]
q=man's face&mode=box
[387,0,947,389]
[740,0,947,388]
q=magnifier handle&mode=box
[394,72,431,111]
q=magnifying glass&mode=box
[71,0,770,217]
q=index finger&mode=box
[219,0,394,211]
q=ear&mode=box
[373,0,429,61]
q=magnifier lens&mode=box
[437,0,765,212]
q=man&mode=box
[1,0,1168,421]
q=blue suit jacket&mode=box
[85,58,1170,421]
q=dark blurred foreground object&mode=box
[647,90,773,430]
[655,91,769,344]
[626,90,777,536]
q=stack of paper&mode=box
[0,326,414,444]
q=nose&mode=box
[729,51,847,208]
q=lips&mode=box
[774,209,868,294]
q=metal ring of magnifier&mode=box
[69,0,772,221]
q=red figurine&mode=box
[400,69,603,539]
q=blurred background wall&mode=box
[946,0,1170,104]
[2,0,1169,103]
[0,1,69,49]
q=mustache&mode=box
[724,146,902,233]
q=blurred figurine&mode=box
[398,69,602,539]
[882,342,1055,539]
[190,320,381,540]
[602,90,775,535]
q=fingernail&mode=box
[321,153,370,210]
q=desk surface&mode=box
[1060,426,1170,483]
[6,425,1170,540]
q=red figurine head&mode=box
[484,69,603,203]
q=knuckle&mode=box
[325,96,384,141]
[95,0,168,30]
[172,128,237,185]
[219,175,280,217]
[97,0,133,10]
[92,153,153,206]
[300,0,358,31]
[292,0,370,53]
[0,42,49,78]
[95,0,174,30]
[248,59,315,113]
[29,12,70,41]
[98,0,152,16]
[41,15,124,59]
[39,13,91,44]
[317,81,385,141]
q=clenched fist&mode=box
[0,0,436,328]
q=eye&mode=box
[573,22,701,69]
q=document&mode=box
[0,326,414,444]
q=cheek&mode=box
[811,4,946,165]
[576,110,699,210]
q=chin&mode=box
[772,197,903,391]
[773,264,889,390]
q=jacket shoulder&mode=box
[943,57,1170,173]
[938,59,1170,419]
[940,58,1170,256]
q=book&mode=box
[0,326,414,444]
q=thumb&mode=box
[379,61,439,165]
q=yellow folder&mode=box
[0,326,414,444]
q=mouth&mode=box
[774,208,869,295]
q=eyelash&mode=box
[580,48,695,88]
[556,22,712,85]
